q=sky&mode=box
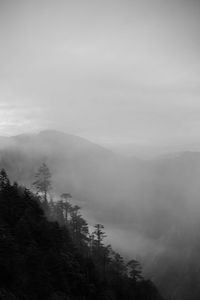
[0,0,200,152]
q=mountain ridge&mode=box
[1,130,200,299]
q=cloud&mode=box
[0,0,200,150]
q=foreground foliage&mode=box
[0,168,163,300]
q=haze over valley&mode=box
[1,0,200,299]
[1,130,200,299]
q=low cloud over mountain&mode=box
[1,130,200,299]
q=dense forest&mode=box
[0,164,163,300]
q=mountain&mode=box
[0,130,144,222]
[1,130,200,299]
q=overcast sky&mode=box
[0,0,200,150]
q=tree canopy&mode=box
[0,168,163,300]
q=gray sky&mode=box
[0,0,200,150]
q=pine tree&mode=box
[127,259,143,282]
[93,224,106,251]
[32,163,52,202]
[69,205,89,248]
[0,169,10,191]
[60,193,72,224]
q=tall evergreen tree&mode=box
[92,224,106,251]
[32,163,52,202]
[127,259,143,282]
[60,193,72,224]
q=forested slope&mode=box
[0,169,163,300]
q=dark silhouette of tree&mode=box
[32,163,52,201]
[60,193,72,224]
[92,224,106,251]
[32,163,52,215]
[0,169,164,300]
[110,251,126,277]
[0,169,10,190]
[54,199,66,226]
[69,205,89,250]
[60,193,72,201]
[127,259,143,282]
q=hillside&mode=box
[0,130,144,224]
[1,131,200,299]
[0,169,163,300]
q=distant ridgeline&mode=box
[0,166,163,300]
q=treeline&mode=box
[0,165,163,300]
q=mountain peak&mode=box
[39,129,66,136]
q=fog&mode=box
[1,0,200,154]
[1,131,200,299]
[1,131,200,247]
[1,0,200,299]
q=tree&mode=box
[110,251,126,277]
[0,170,164,300]
[60,193,72,223]
[127,259,143,282]
[92,224,106,251]
[0,169,10,191]
[32,163,52,202]
[60,193,72,201]
[69,205,89,247]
